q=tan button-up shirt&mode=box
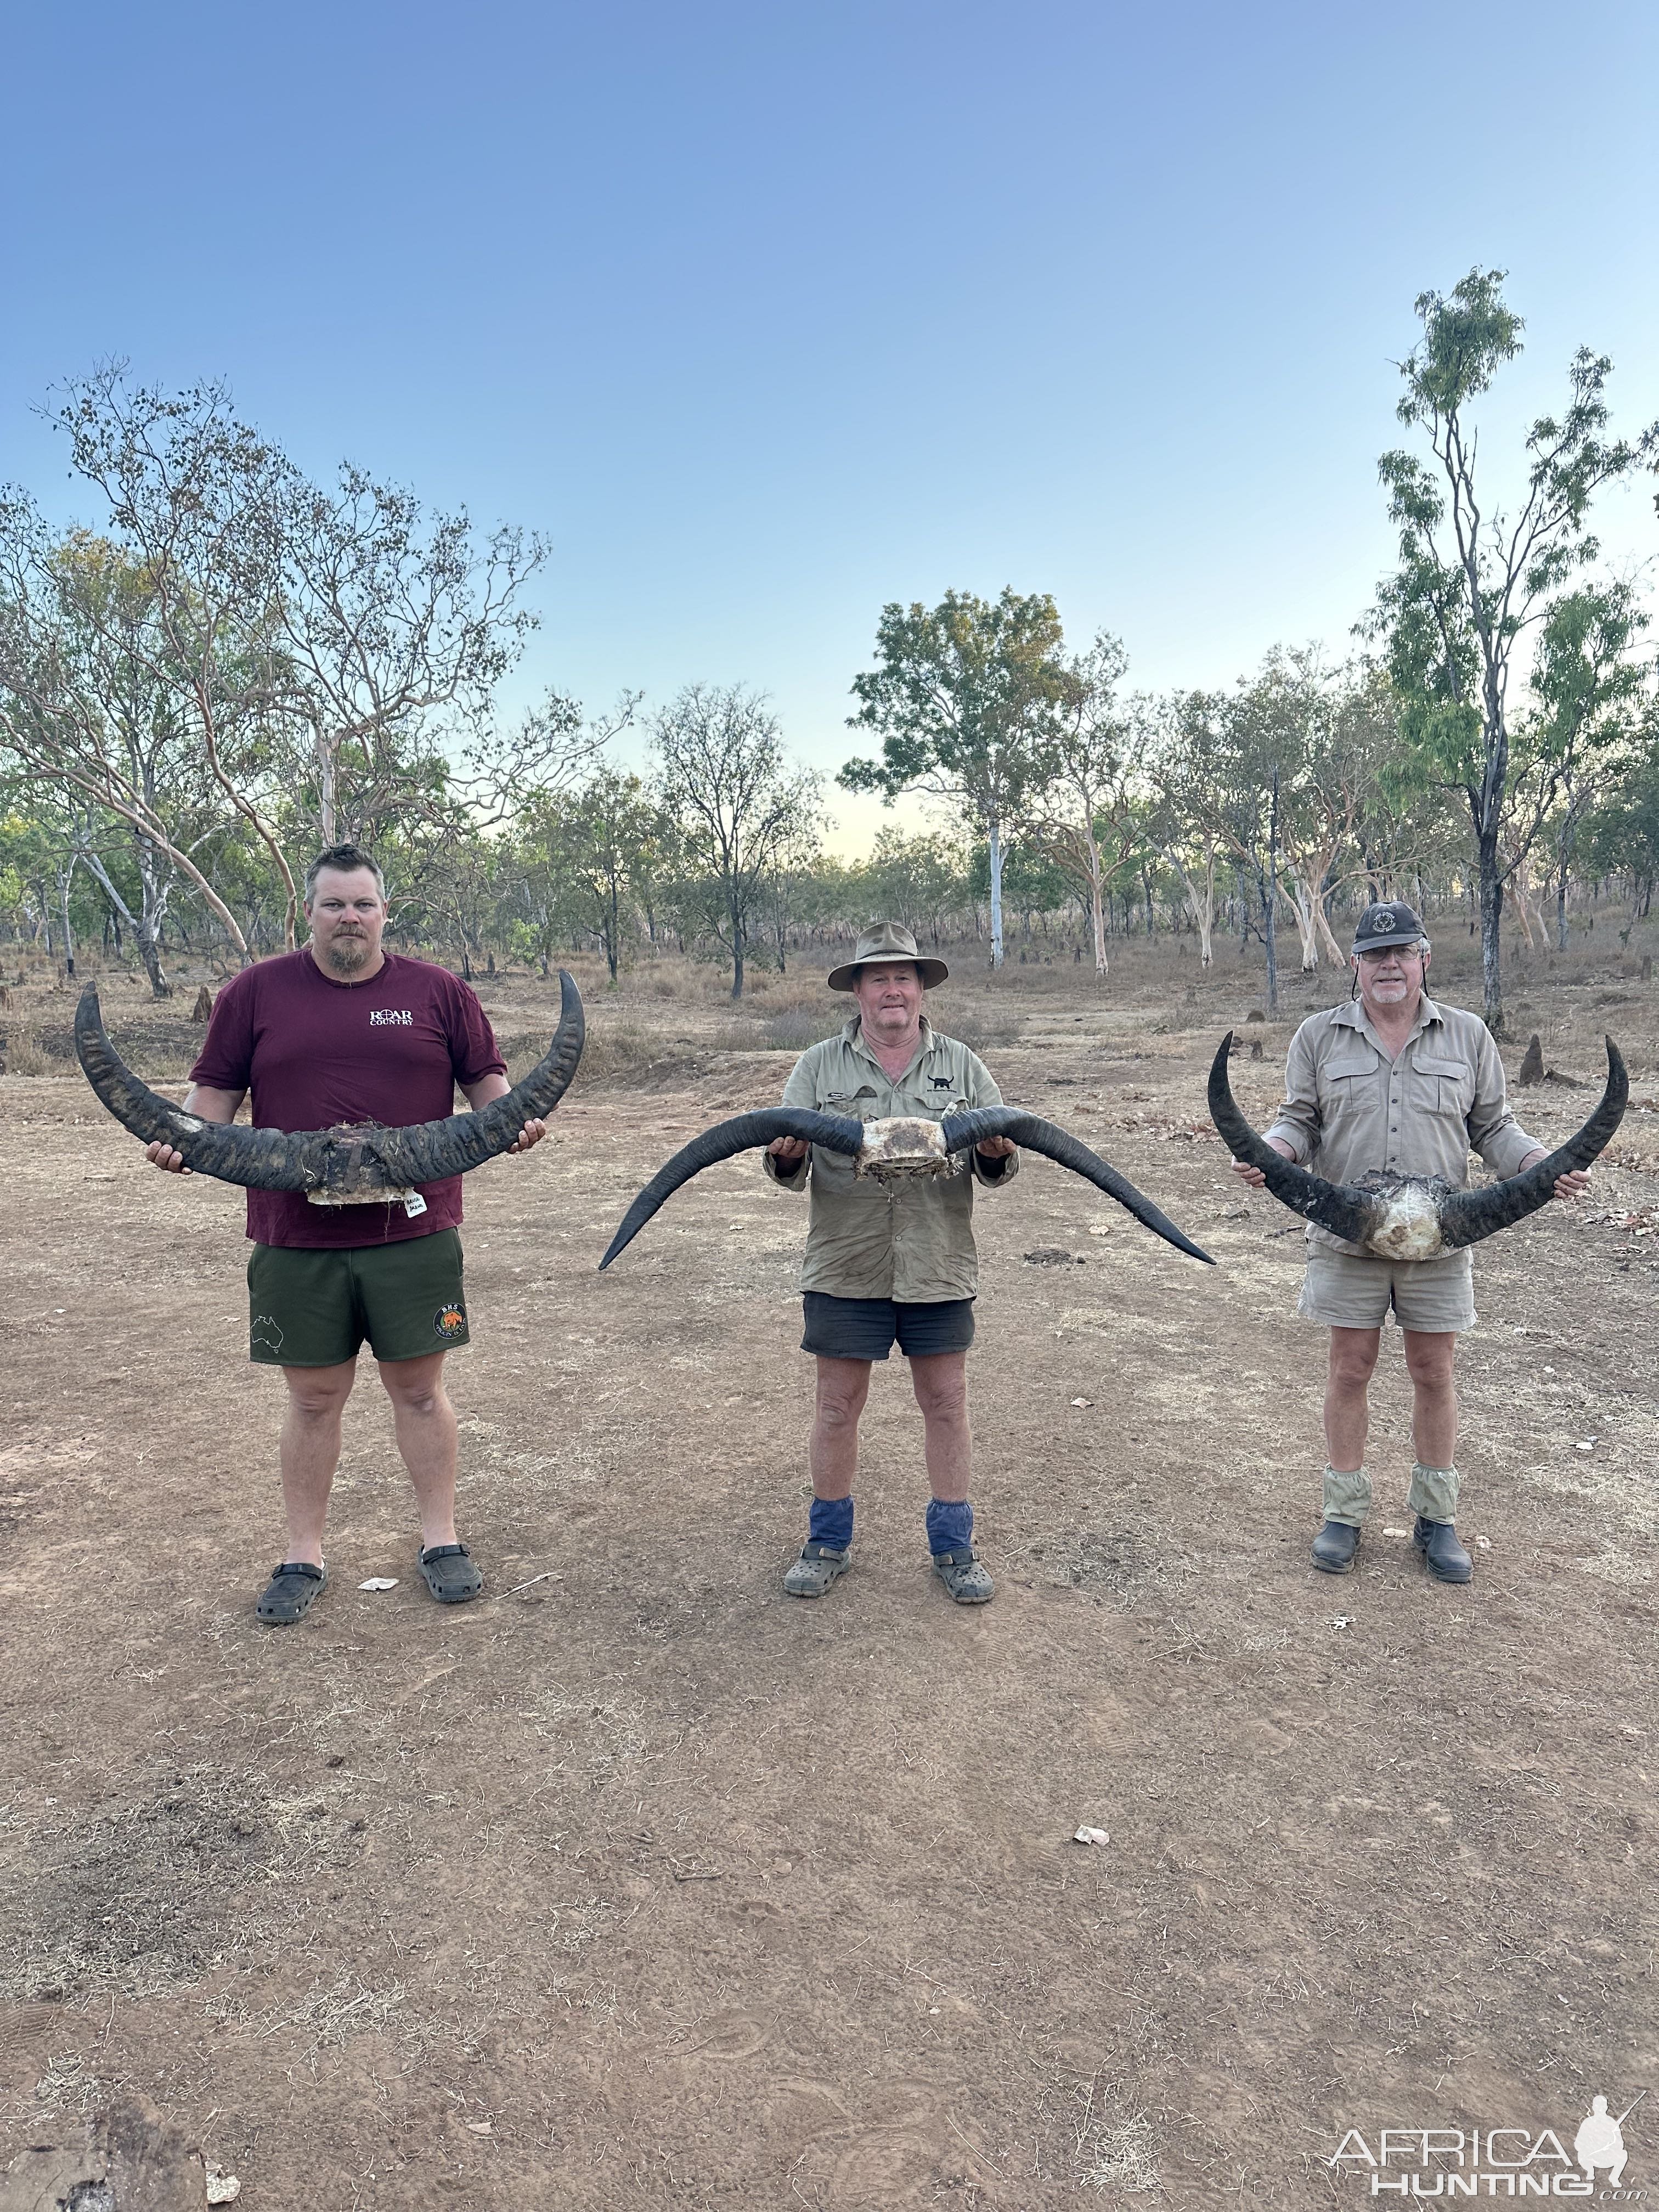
[763,1014,1017,1300]
[1263,996,1540,1254]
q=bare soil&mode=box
[2,932,1657,2209]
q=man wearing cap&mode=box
[1229,902,1589,1582]
[762,922,1018,1604]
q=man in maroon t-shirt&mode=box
[148,844,546,1624]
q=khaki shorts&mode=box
[1297,1244,1475,1334]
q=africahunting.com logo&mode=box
[1330,2094,1646,2198]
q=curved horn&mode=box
[76,969,587,1193]
[1206,1034,1379,1247]
[1437,1036,1627,1249]
[940,1107,1215,1264]
[365,969,586,1185]
[75,984,313,1189]
[599,1108,865,1270]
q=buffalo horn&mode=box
[74,969,586,1192]
[1206,1034,1379,1246]
[939,1107,1215,1263]
[1437,1036,1627,1248]
[599,1108,865,1269]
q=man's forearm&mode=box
[460,1072,511,1111]
[182,1082,244,1124]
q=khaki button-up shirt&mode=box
[763,1014,1017,1300]
[1263,996,1540,1254]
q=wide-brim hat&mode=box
[827,921,949,992]
[1352,900,1425,955]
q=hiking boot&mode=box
[1311,1520,1361,1575]
[257,1560,327,1624]
[1413,1516,1472,1584]
[932,1546,994,1604]
[783,1542,851,1599]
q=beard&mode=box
[321,933,371,977]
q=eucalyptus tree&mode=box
[41,368,550,949]
[840,588,1068,967]
[1144,691,1235,967]
[521,768,666,984]
[1525,585,1652,948]
[863,826,969,950]
[654,683,821,998]
[1023,629,1149,977]
[0,515,248,978]
[1372,268,1658,1028]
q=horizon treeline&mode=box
[3,273,1657,1031]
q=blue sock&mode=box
[808,1495,854,1551]
[926,1497,973,1556]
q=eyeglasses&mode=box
[1357,946,1422,966]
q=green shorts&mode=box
[247,1229,471,1367]
[1297,1244,1475,1333]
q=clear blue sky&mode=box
[4,1,1656,849]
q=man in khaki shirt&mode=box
[764,922,1017,1605]
[1230,901,1588,1583]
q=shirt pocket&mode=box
[1408,1052,1475,1120]
[1322,1051,1383,1126]
[821,1087,879,1120]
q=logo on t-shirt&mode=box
[369,1008,414,1026]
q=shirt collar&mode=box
[846,1011,935,1070]
[1333,992,1444,1047]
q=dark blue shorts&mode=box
[800,1292,975,1362]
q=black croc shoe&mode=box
[257,1560,327,1624]
[417,1543,483,1604]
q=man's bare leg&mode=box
[809,1356,872,1501]
[1324,1327,1381,1475]
[1402,1330,1458,1469]
[377,1351,459,1551]
[910,1349,991,1600]
[909,1351,971,1501]
[1312,1328,1381,1572]
[785,1357,871,1596]
[278,1359,359,1565]
[1401,1329,1468,1577]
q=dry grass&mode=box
[0,1022,54,1077]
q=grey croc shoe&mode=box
[783,1542,851,1598]
[257,1560,327,1625]
[417,1543,483,1604]
[932,1546,994,1604]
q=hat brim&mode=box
[1352,930,1425,953]
[827,955,950,992]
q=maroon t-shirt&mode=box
[188,949,507,1249]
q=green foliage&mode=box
[840,588,1070,963]
[861,827,969,945]
[1369,267,1659,1023]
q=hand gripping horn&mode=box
[1207,1030,1628,1259]
[75,972,585,1198]
[599,1103,1215,1269]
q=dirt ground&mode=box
[2,928,1657,2209]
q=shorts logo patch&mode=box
[251,1314,285,1355]
[433,1302,467,1342]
